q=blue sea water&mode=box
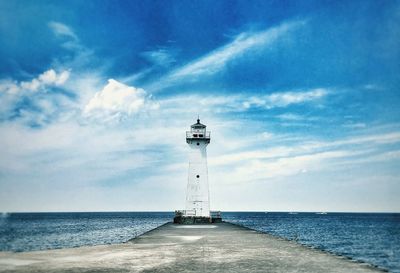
[224,212,400,273]
[0,212,173,252]
[0,212,399,272]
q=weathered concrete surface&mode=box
[0,222,385,273]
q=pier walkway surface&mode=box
[0,222,384,273]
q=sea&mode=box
[0,212,399,272]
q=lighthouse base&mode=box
[173,216,211,224]
[173,211,222,224]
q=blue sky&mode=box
[0,0,399,212]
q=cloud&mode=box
[48,21,92,64]
[0,69,72,126]
[39,69,69,85]
[343,122,367,129]
[0,69,70,94]
[164,20,305,83]
[210,130,400,169]
[83,79,159,122]
[141,48,176,67]
[242,88,327,109]
[208,128,400,187]
[276,113,306,121]
[232,150,352,181]
[159,88,327,114]
[48,21,78,40]
[22,69,70,91]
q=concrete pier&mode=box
[0,222,384,273]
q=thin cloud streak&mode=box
[148,20,306,91]
[48,21,78,40]
[170,21,305,79]
[209,131,400,169]
[210,140,400,187]
[159,88,327,114]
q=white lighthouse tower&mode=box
[185,118,211,218]
[174,118,221,224]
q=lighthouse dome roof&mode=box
[191,118,206,129]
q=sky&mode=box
[0,0,399,212]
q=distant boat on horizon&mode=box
[316,212,328,215]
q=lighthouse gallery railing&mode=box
[186,131,211,139]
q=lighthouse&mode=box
[185,118,211,217]
[174,118,221,224]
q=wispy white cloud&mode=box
[0,121,172,186]
[160,20,305,85]
[48,21,78,41]
[48,21,94,68]
[242,88,327,109]
[121,48,178,85]
[276,113,305,121]
[120,68,154,85]
[141,48,176,67]
[209,129,400,188]
[159,88,327,114]
[210,130,400,169]
[229,150,353,181]
[342,122,367,129]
